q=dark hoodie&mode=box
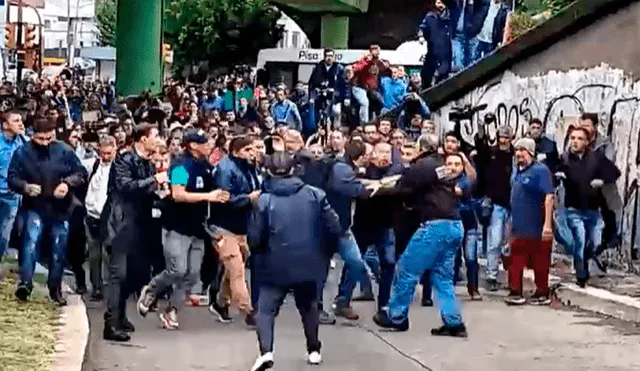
[248,176,343,286]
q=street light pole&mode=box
[16,0,23,89]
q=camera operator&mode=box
[396,92,431,131]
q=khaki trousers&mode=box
[214,232,252,314]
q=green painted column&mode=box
[116,0,163,97]
[320,15,349,49]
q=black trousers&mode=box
[256,281,320,355]
[105,250,130,325]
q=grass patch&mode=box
[0,272,59,371]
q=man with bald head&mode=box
[350,141,403,310]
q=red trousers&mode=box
[508,238,552,296]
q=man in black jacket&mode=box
[9,118,86,305]
[373,134,467,337]
[308,49,345,128]
[103,123,168,342]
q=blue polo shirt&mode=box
[510,161,553,239]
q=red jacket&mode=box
[352,56,390,91]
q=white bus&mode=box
[255,43,426,89]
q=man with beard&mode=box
[9,118,86,304]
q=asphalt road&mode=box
[82,266,640,371]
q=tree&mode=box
[164,0,284,73]
[543,0,577,14]
[95,0,116,47]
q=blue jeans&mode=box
[463,228,480,287]
[360,228,396,310]
[474,40,495,61]
[359,246,379,294]
[0,195,19,261]
[566,209,601,280]
[387,220,464,326]
[452,34,479,71]
[20,210,70,288]
[336,230,370,306]
[351,86,369,123]
[486,205,510,280]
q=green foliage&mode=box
[165,0,284,73]
[95,0,117,47]
[509,11,538,40]
[543,0,576,14]
[516,0,547,15]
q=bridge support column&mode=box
[320,15,349,49]
[116,0,163,96]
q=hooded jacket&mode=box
[248,176,343,286]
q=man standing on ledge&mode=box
[373,134,467,337]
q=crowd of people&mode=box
[418,0,511,87]
[0,38,623,371]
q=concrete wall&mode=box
[432,3,640,266]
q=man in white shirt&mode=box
[83,136,117,301]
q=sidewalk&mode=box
[479,255,640,323]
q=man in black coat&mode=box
[102,123,168,342]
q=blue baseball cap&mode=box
[182,128,208,144]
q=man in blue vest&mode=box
[137,129,230,330]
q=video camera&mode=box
[448,103,488,122]
[314,81,334,100]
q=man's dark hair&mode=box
[32,117,56,133]
[444,130,461,142]
[580,113,599,127]
[344,141,366,164]
[324,48,334,56]
[530,118,543,126]
[132,123,157,142]
[229,135,253,154]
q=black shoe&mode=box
[576,278,588,288]
[486,279,500,292]
[75,284,87,295]
[49,287,68,306]
[504,291,526,306]
[15,283,31,302]
[119,318,136,333]
[372,311,409,331]
[352,292,375,302]
[245,312,257,328]
[208,302,233,323]
[431,324,468,338]
[90,290,103,302]
[103,325,131,342]
[421,298,434,307]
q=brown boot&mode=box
[467,285,483,301]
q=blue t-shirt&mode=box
[510,161,553,239]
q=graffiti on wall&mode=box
[433,64,640,268]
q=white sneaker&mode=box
[250,352,274,371]
[307,351,322,365]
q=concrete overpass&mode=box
[272,0,426,49]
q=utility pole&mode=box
[16,0,23,89]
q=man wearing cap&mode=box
[505,137,554,305]
[137,128,231,330]
[475,124,514,291]
[247,151,343,370]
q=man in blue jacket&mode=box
[208,136,261,322]
[0,111,26,269]
[248,151,343,371]
[9,117,86,305]
[326,141,374,320]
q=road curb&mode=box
[51,283,90,371]
[478,258,640,322]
